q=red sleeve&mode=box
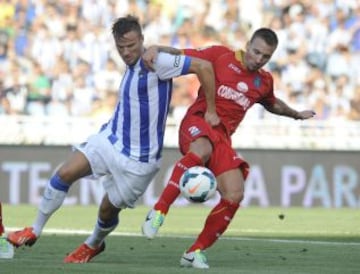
[181,45,232,63]
[259,71,276,107]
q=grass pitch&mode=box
[0,205,359,274]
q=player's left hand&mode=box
[295,110,316,120]
[204,111,221,127]
[142,46,158,71]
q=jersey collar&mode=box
[235,49,246,67]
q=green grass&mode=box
[1,205,360,274]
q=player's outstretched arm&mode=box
[264,98,316,120]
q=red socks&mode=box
[188,198,239,252]
[154,152,203,214]
[154,152,239,252]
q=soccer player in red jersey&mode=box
[141,28,315,269]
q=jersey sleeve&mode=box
[258,72,276,106]
[152,52,191,80]
[182,45,231,63]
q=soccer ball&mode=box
[179,166,217,203]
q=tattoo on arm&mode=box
[157,46,182,55]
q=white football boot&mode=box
[141,209,165,239]
[180,249,209,269]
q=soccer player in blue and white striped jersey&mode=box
[7,15,220,263]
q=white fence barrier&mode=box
[1,115,359,150]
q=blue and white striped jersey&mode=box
[101,52,191,163]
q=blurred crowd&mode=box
[0,0,360,123]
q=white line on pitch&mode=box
[6,227,360,246]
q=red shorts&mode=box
[178,114,249,179]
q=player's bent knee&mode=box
[221,191,244,204]
[190,138,213,162]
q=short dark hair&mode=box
[250,28,278,47]
[112,15,142,40]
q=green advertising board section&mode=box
[0,145,359,208]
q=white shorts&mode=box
[76,133,160,208]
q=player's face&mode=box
[115,30,144,66]
[244,37,276,71]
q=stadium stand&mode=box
[0,0,359,149]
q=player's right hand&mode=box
[204,111,221,127]
[142,46,158,71]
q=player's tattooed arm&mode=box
[154,45,182,55]
[143,45,181,71]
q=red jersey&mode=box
[183,45,276,136]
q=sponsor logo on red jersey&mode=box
[228,63,241,74]
[236,82,248,93]
[188,126,201,137]
[217,85,251,110]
